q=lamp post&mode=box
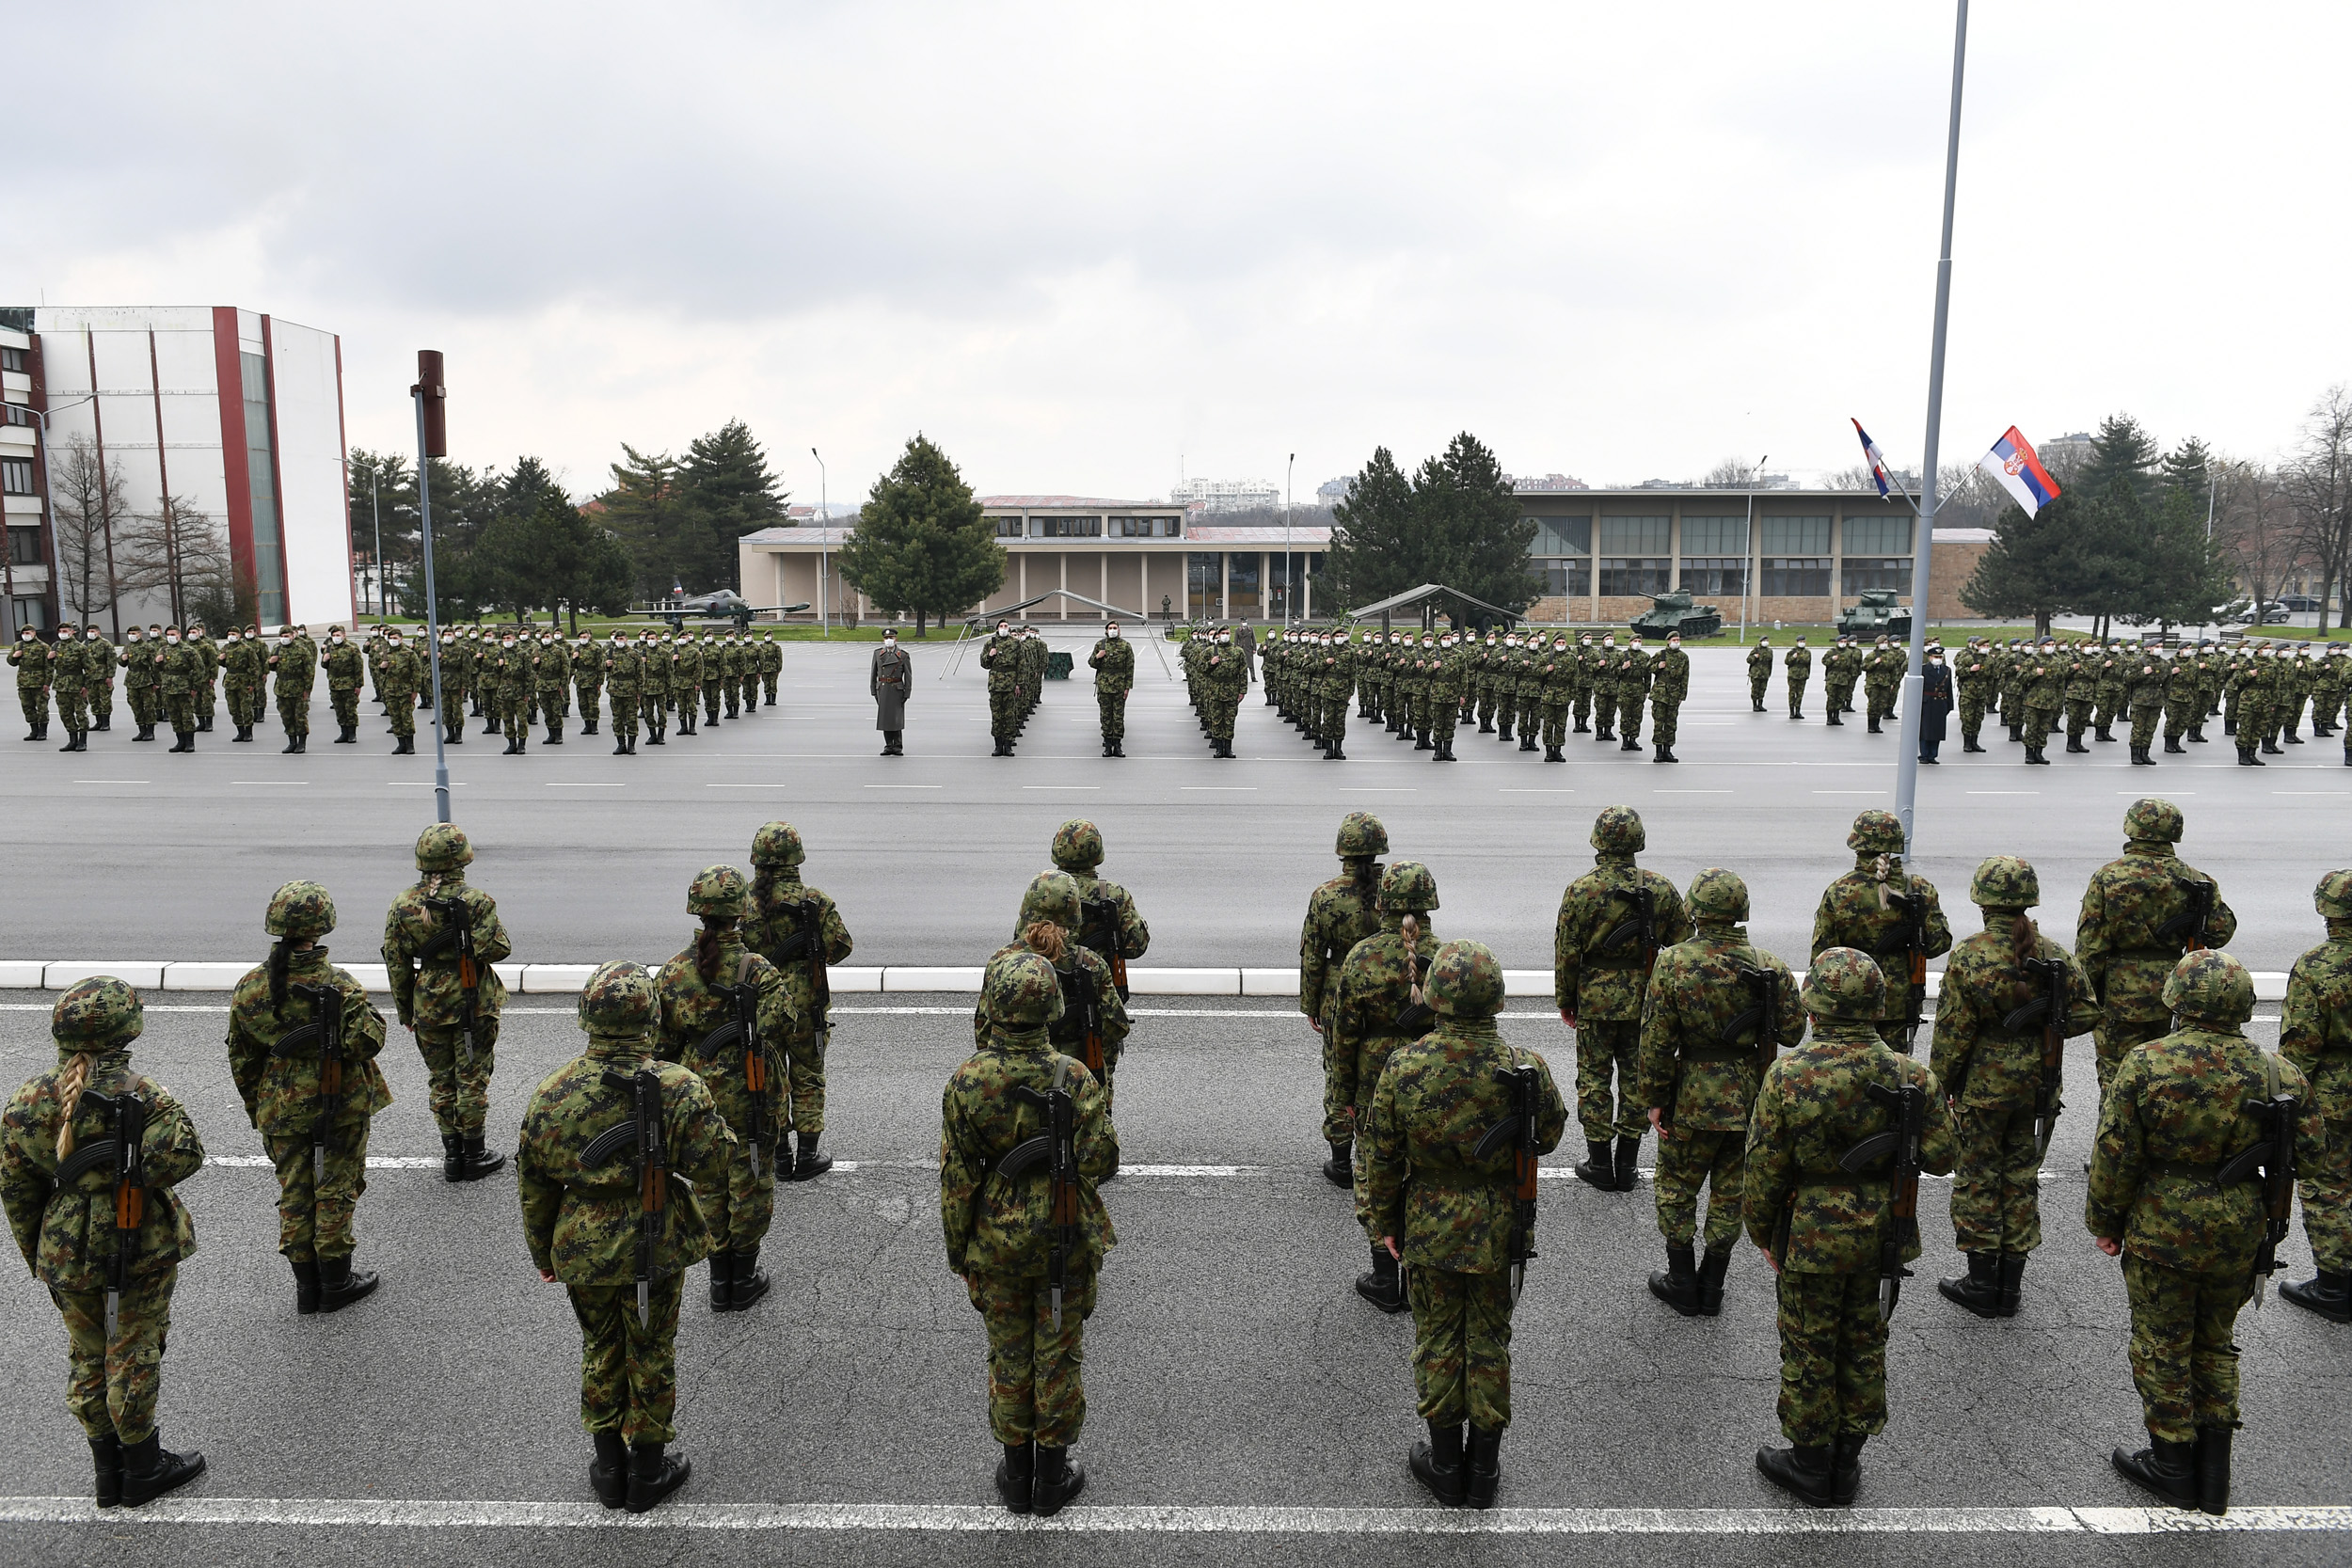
[1741,453,1767,643]
[1285,451,1295,626]
[410,351,453,825]
[811,446,828,636]
[369,470,383,619]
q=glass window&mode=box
[1040,516,1101,537]
[0,347,23,372]
[1543,560,1591,597]
[1842,515,1914,555]
[11,594,46,631]
[1678,515,1747,556]
[1527,515,1591,555]
[240,350,285,626]
[1,403,30,425]
[1760,516,1830,555]
[1599,558,1670,595]
[988,515,1024,537]
[1599,515,1669,555]
[0,457,31,495]
[8,524,41,564]
[1110,515,1175,538]
[1842,559,1912,594]
[1679,559,1748,595]
[1227,551,1261,614]
[1186,552,1223,619]
[1762,558,1830,596]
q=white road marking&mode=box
[1499,788,1576,793]
[863,784,941,789]
[546,783,625,787]
[231,780,309,785]
[1966,790,2039,795]
[1022,785,1100,790]
[72,779,149,784]
[1180,785,1258,790]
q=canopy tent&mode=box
[943,589,1174,680]
[1343,582,1524,633]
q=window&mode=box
[1227,552,1261,614]
[10,595,45,631]
[1679,559,1748,595]
[1760,515,1830,555]
[1526,515,1590,556]
[1599,559,1670,595]
[1842,515,1913,556]
[1762,559,1830,596]
[0,347,23,372]
[990,516,1025,537]
[1842,559,1912,594]
[1040,515,1101,538]
[1186,552,1224,618]
[1598,515,1669,555]
[2,403,30,425]
[1111,515,1178,538]
[1678,515,1748,556]
[8,525,40,565]
[1543,560,1591,597]
[0,458,31,495]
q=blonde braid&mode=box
[54,1052,94,1162]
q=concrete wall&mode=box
[265,317,354,630]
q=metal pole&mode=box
[412,391,452,824]
[811,447,827,636]
[1285,452,1295,626]
[1894,0,1968,859]
[371,471,382,619]
[1740,454,1765,643]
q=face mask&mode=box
[127,633,141,643]
[331,634,344,643]
[166,635,180,644]
[1106,627,1120,640]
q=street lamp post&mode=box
[1741,454,1767,643]
[410,351,453,826]
[1285,452,1295,626]
[370,471,383,620]
[811,446,828,636]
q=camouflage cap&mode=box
[264,879,337,939]
[2122,797,2185,845]
[687,863,749,918]
[2161,948,2255,1024]
[2315,869,2352,920]
[1335,811,1389,859]
[1686,866,1750,922]
[750,821,805,866]
[1801,946,1886,1021]
[1425,939,1505,1018]
[414,822,474,872]
[1378,860,1438,912]
[51,975,144,1049]
[985,948,1066,1027]
[1051,818,1105,871]
[1589,804,1645,855]
[1846,810,1905,854]
[1968,855,2040,910]
[1019,870,1083,931]
[578,959,658,1032]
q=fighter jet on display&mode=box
[634,589,810,632]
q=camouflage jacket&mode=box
[1743,1021,1957,1275]
[119,641,156,689]
[517,1030,735,1285]
[381,872,513,1030]
[938,1025,1118,1277]
[323,640,364,689]
[604,643,643,690]
[2280,924,2352,1122]
[378,646,423,696]
[1747,645,1773,677]
[1553,857,1692,1021]
[972,940,1131,1062]
[535,641,573,689]
[221,638,265,689]
[1,1045,204,1291]
[1648,646,1691,704]
[1785,645,1812,681]
[1809,860,1953,1026]
[157,641,203,696]
[1328,917,1436,1111]
[2085,1026,2321,1274]
[2074,845,2237,1022]
[745,874,854,1034]
[1613,651,1653,701]
[980,634,1021,689]
[671,642,705,686]
[1362,1022,1566,1274]
[1635,924,1804,1131]
[656,937,796,1136]
[1929,924,2095,1111]
[1299,865,1383,1023]
[572,641,605,682]
[7,638,52,689]
[1069,871,1150,970]
[271,634,319,695]
[1089,639,1136,693]
[2022,657,2063,708]
[225,947,392,1134]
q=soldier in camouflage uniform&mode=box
[1863,635,1907,734]
[2278,869,2352,1323]
[2074,799,2237,1103]
[670,632,704,736]
[432,628,468,744]
[11,622,54,740]
[1648,629,1690,761]
[83,624,117,734]
[518,960,734,1513]
[1784,634,1811,721]
[270,624,318,752]
[2090,949,2324,1515]
[1809,811,1953,1053]
[976,873,1132,1141]
[1303,813,1388,1179]
[486,630,532,754]
[119,626,157,742]
[941,948,1118,1518]
[602,630,641,753]
[1745,635,1772,712]
[745,822,854,1179]
[1200,626,1245,756]
[982,619,1023,754]
[1054,817,1149,1009]
[382,824,513,1183]
[1363,939,1565,1510]
[220,626,262,742]
[1636,868,1804,1318]
[657,867,794,1312]
[1329,861,1440,1312]
[534,630,573,744]
[1928,856,2094,1319]
[637,628,670,745]
[1613,635,1653,751]
[1,977,208,1509]
[1744,948,1958,1508]
[378,627,422,753]
[572,632,605,736]
[324,626,363,743]
[226,881,392,1314]
[2122,644,2167,767]
[1555,805,1692,1192]
[1086,621,1135,756]
[1954,637,1992,751]
[2095,640,2128,742]
[1820,634,1858,724]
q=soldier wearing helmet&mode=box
[1051,819,1151,1001]
[2089,949,2322,1515]
[1635,868,1804,1319]
[226,880,393,1316]
[518,959,734,1512]
[1362,940,1565,1510]
[1809,812,1953,1053]
[1,976,209,1508]
[1744,947,1957,1509]
[1927,856,2092,1322]
[745,821,856,1180]
[1554,806,1693,1193]
[655,866,795,1313]
[1299,814,1391,1181]
[2276,869,2352,1323]
[975,872,1133,1130]
[381,823,516,1182]
[2074,799,2237,1104]
[941,946,1118,1519]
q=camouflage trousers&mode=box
[1866,682,1899,723]
[1654,1125,1744,1250]
[1541,704,1568,750]
[1097,689,1128,744]
[1749,673,1769,707]
[1327,1031,1406,1180]
[762,672,778,705]
[278,688,311,737]
[1572,686,1593,727]
[2122,1254,2244,1443]
[742,673,759,710]
[2130,699,2162,752]
[330,686,359,734]
[89,677,112,722]
[265,1120,373,1261]
[989,688,1022,739]
[2065,697,2092,743]
[1949,1094,2042,1256]
[56,1268,175,1444]
[228,680,264,728]
[541,686,571,734]
[440,685,465,739]
[1408,1266,1516,1431]
[1572,1019,1646,1144]
[702,678,723,722]
[577,682,601,726]
[1787,673,1807,718]
[2096,690,2124,730]
[164,694,197,736]
[1649,696,1680,750]
[415,1019,498,1137]
[2301,1117,2351,1271]
[1775,1269,1886,1444]
[1617,692,1645,744]
[779,1026,828,1132]
[386,689,418,738]
[1429,694,1458,751]
[1204,697,1239,743]
[1592,689,1616,736]
[722,675,740,719]
[52,686,87,732]
[2094,1015,2170,1101]
[1824,677,1856,716]
[570,1272,686,1445]
[498,689,531,742]
[640,691,667,732]
[127,686,159,727]
[2166,697,2200,743]
[971,1265,1097,1447]
[2022,702,2058,751]
[608,689,640,739]
[698,1131,778,1250]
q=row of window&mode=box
[1534,557,1907,598]
[988,515,1185,539]
[1525,514,1914,558]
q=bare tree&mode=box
[48,436,129,632]
[2213,458,2305,614]
[2283,385,2352,628]
[1699,456,1763,488]
[116,491,231,627]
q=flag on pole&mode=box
[1851,419,1894,498]
[1979,426,2061,517]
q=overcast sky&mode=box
[14,3,2345,506]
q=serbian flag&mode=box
[1979,426,2061,517]
[1851,419,1894,498]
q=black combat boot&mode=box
[1323,1141,1353,1187]
[1574,1140,1614,1190]
[1995,1253,2026,1317]
[887,731,905,754]
[93,714,108,732]
[2280,1268,2352,1323]
[1756,1442,1836,1506]
[647,724,664,746]
[2065,735,2087,753]
[1647,1243,1701,1316]
[91,1433,123,1508]
[625,1442,691,1513]
[1355,1243,1407,1314]
[1518,734,1536,752]
[590,1430,628,1509]
[2196,1425,2232,1516]
[170,730,194,752]
[1327,743,1346,760]
[1963,737,1983,752]
[1938,1252,2003,1317]
[118,1432,206,1508]
[1410,1420,1465,1507]
[1831,1433,1865,1506]
[197,714,212,732]
[2112,1433,2198,1508]
[1545,745,1564,762]
[1867,716,1882,733]
[501,734,518,755]
[232,723,251,742]
[2164,736,2185,753]
[1574,717,1589,733]
[2237,746,2264,767]
[283,733,301,753]
[292,1258,322,1314]
[1657,744,1677,762]
[1463,1426,1502,1510]
[446,721,464,744]
[317,1254,380,1312]
[2189,726,2207,742]
[707,1249,736,1311]
[1416,729,1434,751]
[1478,716,1494,733]
[1031,1444,1085,1517]
[1827,711,1842,726]
[2287,728,2305,744]
[1621,736,1640,752]
[60,729,83,751]
[460,1131,504,1180]
[993,737,1011,755]
[1696,1243,1733,1316]
[395,736,415,754]
[995,1440,1035,1514]
[2024,746,2049,764]
[441,1132,466,1182]
[547,721,563,745]
[614,735,628,754]
[582,717,597,736]
[1613,1133,1643,1192]
[732,1244,771,1311]
[1494,720,1511,741]
[135,723,153,741]
[793,1130,833,1180]
[336,724,356,743]
[2263,736,2284,755]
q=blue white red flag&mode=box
[1851,419,1893,498]
[1979,426,2061,517]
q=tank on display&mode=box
[1629,590,1723,640]
[1835,589,1913,640]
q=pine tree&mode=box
[1959,493,2083,637]
[836,435,1003,635]
[2159,436,2214,504]
[681,420,788,590]
[1323,447,1417,609]
[598,444,690,599]
[2076,414,2162,509]
[1414,432,1538,624]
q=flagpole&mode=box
[1894,0,1968,861]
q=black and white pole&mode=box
[411,350,453,825]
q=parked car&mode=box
[2275,594,2324,613]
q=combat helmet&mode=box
[1425,939,1505,1018]
[2162,949,2255,1025]
[2122,798,2185,846]
[1019,870,1084,933]
[578,960,658,1033]
[1335,811,1389,859]
[1968,855,2040,910]
[2314,869,2352,920]
[986,949,1066,1028]
[750,821,805,867]
[1686,867,1749,923]
[1801,946,1886,1022]
[1847,810,1904,855]
[1378,860,1438,913]
[1051,819,1105,872]
[1590,805,1645,856]
[414,823,473,872]
[688,864,749,919]
[265,880,337,939]
[51,975,144,1050]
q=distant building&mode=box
[1509,472,1589,492]
[1316,476,1351,505]
[1171,476,1279,514]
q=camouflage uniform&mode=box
[323,630,364,741]
[518,960,735,1510]
[981,626,1023,753]
[2018,641,2062,762]
[1808,812,1953,1053]
[1613,639,1653,749]
[12,626,54,739]
[1303,816,1388,1167]
[1364,940,1565,1510]
[2123,648,2168,766]
[2162,648,2203,753]
[1199,631,1245,755]
[1863,638,1907,732]
[637,632,670,743]
[535,634,574,742]
[270,627,318,750]
[2074,800,2236,1100]
[975,874,1132,1122]
[433,632,469,743]
[119,630,157,739]
[1055,816,1150,1031]
[1784,639,1811,720]
[1821,636,1860,722]
[2278,870,2352,1322]
[1636,869,1803,1314]
[486,636,533,752]
[1087,629,1136,754]
[378,633,422,751]
[940,949,1118,1516]
[1554,806,1692,1184]
[603,634,642,752]
[1746,639,1772,711]
[1329,862,1440,1312]
[2088,950,2324,1514]
[1647,635,1690,760]
[760,633,783,705]
[0,978,208,1507]
[573,635,605,735]
[1744,948,1958,1507]
[745,823,855,1170]
[382,825,513,1173]
[158,633,203,751]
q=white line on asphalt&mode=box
[1811,790,1884,795]
[2116,790,2196,794]
[1022,785,1100,790]
[0,1496,2338,1534]
[2272,791,2346,796]
[1499,788,1575,793]
[1967,791,2039,795]
[546,783,625,787]
[706,784,792,788]
[1180,785,1258,790]
[1344,787,1417,792]
[1654,789,1730,794]
[231,781,309,785]
[72,779,148,784]
[863,784,941,789]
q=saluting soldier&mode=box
[2276,869,2352,1323]
[1810,812,1952,1053]
[2074,799,2237,1103]
[1746,635,1773,713]
[1303,813,1388,1180]
[746,822,855,1179]
[383,824,513,1182]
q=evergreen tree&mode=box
[1959,493,2084,637]
[1323,447,1419,609]
[598,444,691,599]
[2159,436,2214,505]
[2076,413,2162,509]
[1411,433,1539,624]
[836,435,1004,635]
[680,419,788,590]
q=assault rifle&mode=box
[1473,1062,1543,1302]
[56,1091,147,1340]
[1079,895,1130,1001]
[706,964,771,1178]
[1877,887,1930,1054]
[281,982,346,1186]
[2219,1059,2300,1309]
[2003,956,2074,1159]
[2155,876,2216,955]
[1005,1062,1080,1329]
[1839,1079,1927,1323]
[419,894,483,1066]
[1061,964,1106,1078]
[769,897,833,1051]
[581,1067,667,1328]
[1599,884,1661,982]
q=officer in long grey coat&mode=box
[871,632,911,755]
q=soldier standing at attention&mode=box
[1587,631,1618,739]
[1820,633,1856,725]
[536,629,573,745]
[2122,643,2167,767]
[82,624,116,734]
[2074,799,2236,1104]
[1746,635,1772,713]
[119,626,157,742]
[1427,629,1464,761]
[1648,629,1690,762]
[1303,814,1388,1180]
[689,631,718,727]
[519,960,734,1513]
[602,630,641,754]
[1928,856,2094,1319]
[1364,939,1565,1510]
[760,630,782,707]
[383,825,513,1183]
[185,620,220,733]
[1636,869,1804,1319]
[1087,619,1134,757]
[219,626,260,743]
[1054,817,1149,1012]
[870,626,910,756]
[2094,640,2127,743]
[226,881,391,1315]
[48,621,87,751]
[485,630,528,754]
[378,627,422,754]
[2279,869,2352,1322]
[1,977,208,1509]
[324,626,364,743]
[435,629,469,744]
[638,628,670,745]
[715,630,741,721]
[1810,812,1952,1053]
[270,624,318,753]
[1784,634,1811,721]
[2014,638,2060,765]
[2061,641,2098,754]
[12,622,55,741]
[982,618,1021,755]
[1613,634,1652,752]
[1867,634,1909,734]
[976,873,1130,1137]
[159,626,203,752]
[746,822,854,1179]
[670,631,703,736]
[2090,949,2322,1515]
[1535,634,1574,760]
[1329,862,1440,1313]
[1745,948,1957,1507]
[940,949,1118,1518]
[1555,806,1692,1193]
[1201,626,1244,757]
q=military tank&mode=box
[1836,589,1913,640]
[1629,590,1723,640]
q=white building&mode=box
[1170,476,1279,514]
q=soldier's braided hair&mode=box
[694,916,736,985]
[267,937,294,1013]
[54,1052,94,1162]
[2009,911,2037,974]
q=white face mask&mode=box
[167,635,180,644]
[1106,627,1120,640]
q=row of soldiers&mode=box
[1740,631,1908,724]
[978,621,1056,755]
[1175,624,1250,756]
